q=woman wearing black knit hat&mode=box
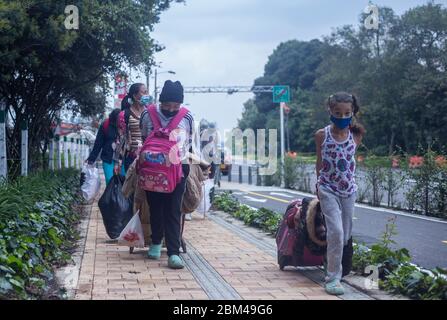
[139,80,195,269]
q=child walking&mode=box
[315,92,365,295]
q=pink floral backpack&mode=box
[137,105,189,193]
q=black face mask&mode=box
[161,109,179,118]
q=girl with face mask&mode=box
[114,83,153,174]
[314,92,366,296]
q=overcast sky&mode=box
[126,0,436,131]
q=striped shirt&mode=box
[128,110,142,152]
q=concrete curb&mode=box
[54,202,93,299]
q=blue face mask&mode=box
[139,95,152,106]
[330,115,352,129]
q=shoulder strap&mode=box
[148,105,162,131]
[166,107,189,132]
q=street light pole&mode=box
[280,102,285,187]
[153,69,176,105]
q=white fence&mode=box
[0,110,91,180]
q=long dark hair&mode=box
[128,83,145,104]
[327,92,366,136]
[121,83,145,110]
[108,108,121,128]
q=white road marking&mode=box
[270,192,294,198]
[243,196,267,203]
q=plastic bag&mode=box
[98,175,133,239]
[117,212,145,248]
[196,179,214,214]
[81,164,101,203]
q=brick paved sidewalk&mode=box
[74,178,344,300]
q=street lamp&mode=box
[154,69,176,104]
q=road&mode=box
[216,182,447,270]
[221,163,414,208]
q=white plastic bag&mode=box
[81,164,101,203]
[196,179,214,215]
[117,212,145,248]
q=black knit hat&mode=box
[159,80,184,103]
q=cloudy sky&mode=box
[129,0,434,130]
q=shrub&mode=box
[0,169,81,299]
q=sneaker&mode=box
[168,255,185,269]
[184,213,192,221]
[147,244,162,260]
[325,279,345,296]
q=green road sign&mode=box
[273,85,290,103]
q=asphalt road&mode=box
[217,187,447,270]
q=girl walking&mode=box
[315,92,365,295]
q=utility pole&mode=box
[0,101,7,180]
[154,69,158,104]
[280,102,285,187]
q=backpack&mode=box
[118,108,131,135]
[137,105,189,193]
[103,119,110,136]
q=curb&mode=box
[54,202,93,299]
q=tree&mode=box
[0,0,181,176]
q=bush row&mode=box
[0,169,82,299]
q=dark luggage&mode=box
[98,175,133,239]
[276,198,326,269]
[276,197,353,276]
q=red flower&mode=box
[287,151,297,159]
[409,156,424,168]
[391,157,400,168]
[435,156,447,168]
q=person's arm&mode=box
[87,123,105,164]
[315,129,325,180]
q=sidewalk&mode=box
[73,176,370,300]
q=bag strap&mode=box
[148,105,162,132]
[166,107,189,133]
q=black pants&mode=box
[145,164,189,256]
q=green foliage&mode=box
[0,169,81,299]
[0,0,181,175]
[360,154,386,206]
[239,3,447,156]
[353,217,446,300]
[213,192,282,235]
[405,148,447,218]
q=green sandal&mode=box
[325,279,345,296]
[168,255,185,269]
[147,244,162,260]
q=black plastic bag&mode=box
[98,175,133,239]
